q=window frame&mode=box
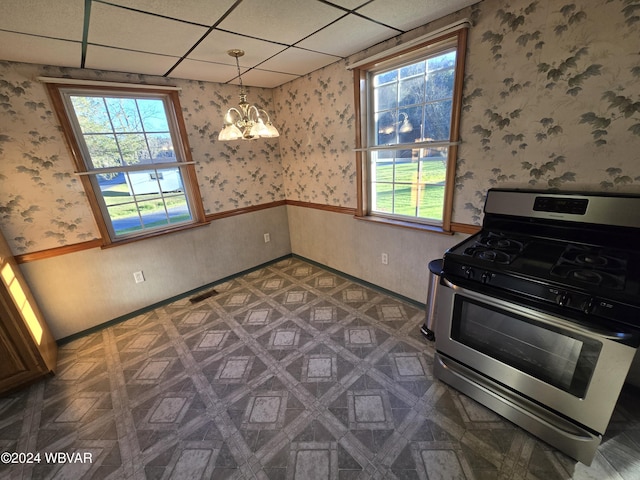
[353,28,468,233]
[45,82,207,246]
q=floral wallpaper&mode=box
[1,0,639,255]
[455,0,640,224]
[0,63,283,254]
[276,0,640,224]
[274,60,356,207]
[181,81,283,211]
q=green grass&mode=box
[99,160,448,225]
[372,159,447,220]
[101,184,188,219]
[114,213,192,235]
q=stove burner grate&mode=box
[464,247,512,264]
[482,236,525,254]
[462,232,526,265]
[570,269,603,284]
[551,245,627,290]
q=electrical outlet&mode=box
[381,253,388,265]
[264,233,271,243]
[133,271,145,283]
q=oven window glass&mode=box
[452,297,602,397]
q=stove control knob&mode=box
[556,292,570,307]
[464,267,474,279]
[481,271,492,284]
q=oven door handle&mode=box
[441,277,636,342]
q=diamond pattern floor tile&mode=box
[1,257,638,479]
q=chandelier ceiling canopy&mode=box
[218,49,280,141]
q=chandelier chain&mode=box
[234,54,244,92]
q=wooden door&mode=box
[0,282,46,393]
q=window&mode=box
[354,28,467,232]
[45,82,206,245]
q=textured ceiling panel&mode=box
[169,59,244,84]
[88,2,208,56]
[187,31,285,67]
[233,68,300,89]
[0,0,479,87]
[0,31,81,68]
[297,14,398,57]
[104,0,239,26]
[357,0,471,31]
[85,45,180,76]
[0,0,85,41]
[216,0,345,45]
[258,48,341,76]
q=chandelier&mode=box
[218,49,280,141]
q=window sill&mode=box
[353,214,455,235]
[100,220,211,249]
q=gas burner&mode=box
[462,232,526,265]
[551,244,627,290]
[474,249,511,264]
[569,269,603,285]
[478,233,525,254]
[551,265,624,290]
[557,245,627,273]
[575,253,610,267]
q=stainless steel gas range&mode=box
[433,188,640,465]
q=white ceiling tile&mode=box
[217,0,345,45]
[85,45,179,76]
[0,31,81,68]
[258,48,340,75]
[297,14,397,57]
[169,59,242,83]
[0,0,84,41]
[357,0,477,31]
[0,0,478,87]
[323,0,371,10]
[235,69,299,89]
[104,0,238,26]
[188,31,285,66]
[88,2,208,57]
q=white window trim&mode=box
[39,76,181,90]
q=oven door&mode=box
[434,276,638,435]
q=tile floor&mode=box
[1,257,639,479]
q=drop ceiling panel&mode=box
[324,0,372,9]
[85,45,180,76]
[217,0,345,45]
[259,48,340,76]
[187,30,285,67]
[0,0,84,41]
[169,59,243,83]
[103,0,238,26]
[0,0,480,87]
[0,32,81,68]
[235,69,299,89]
[88,2,208,57]
[357,0,477,31]
[297,14,398,57]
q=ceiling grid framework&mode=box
[0,0,477,88]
